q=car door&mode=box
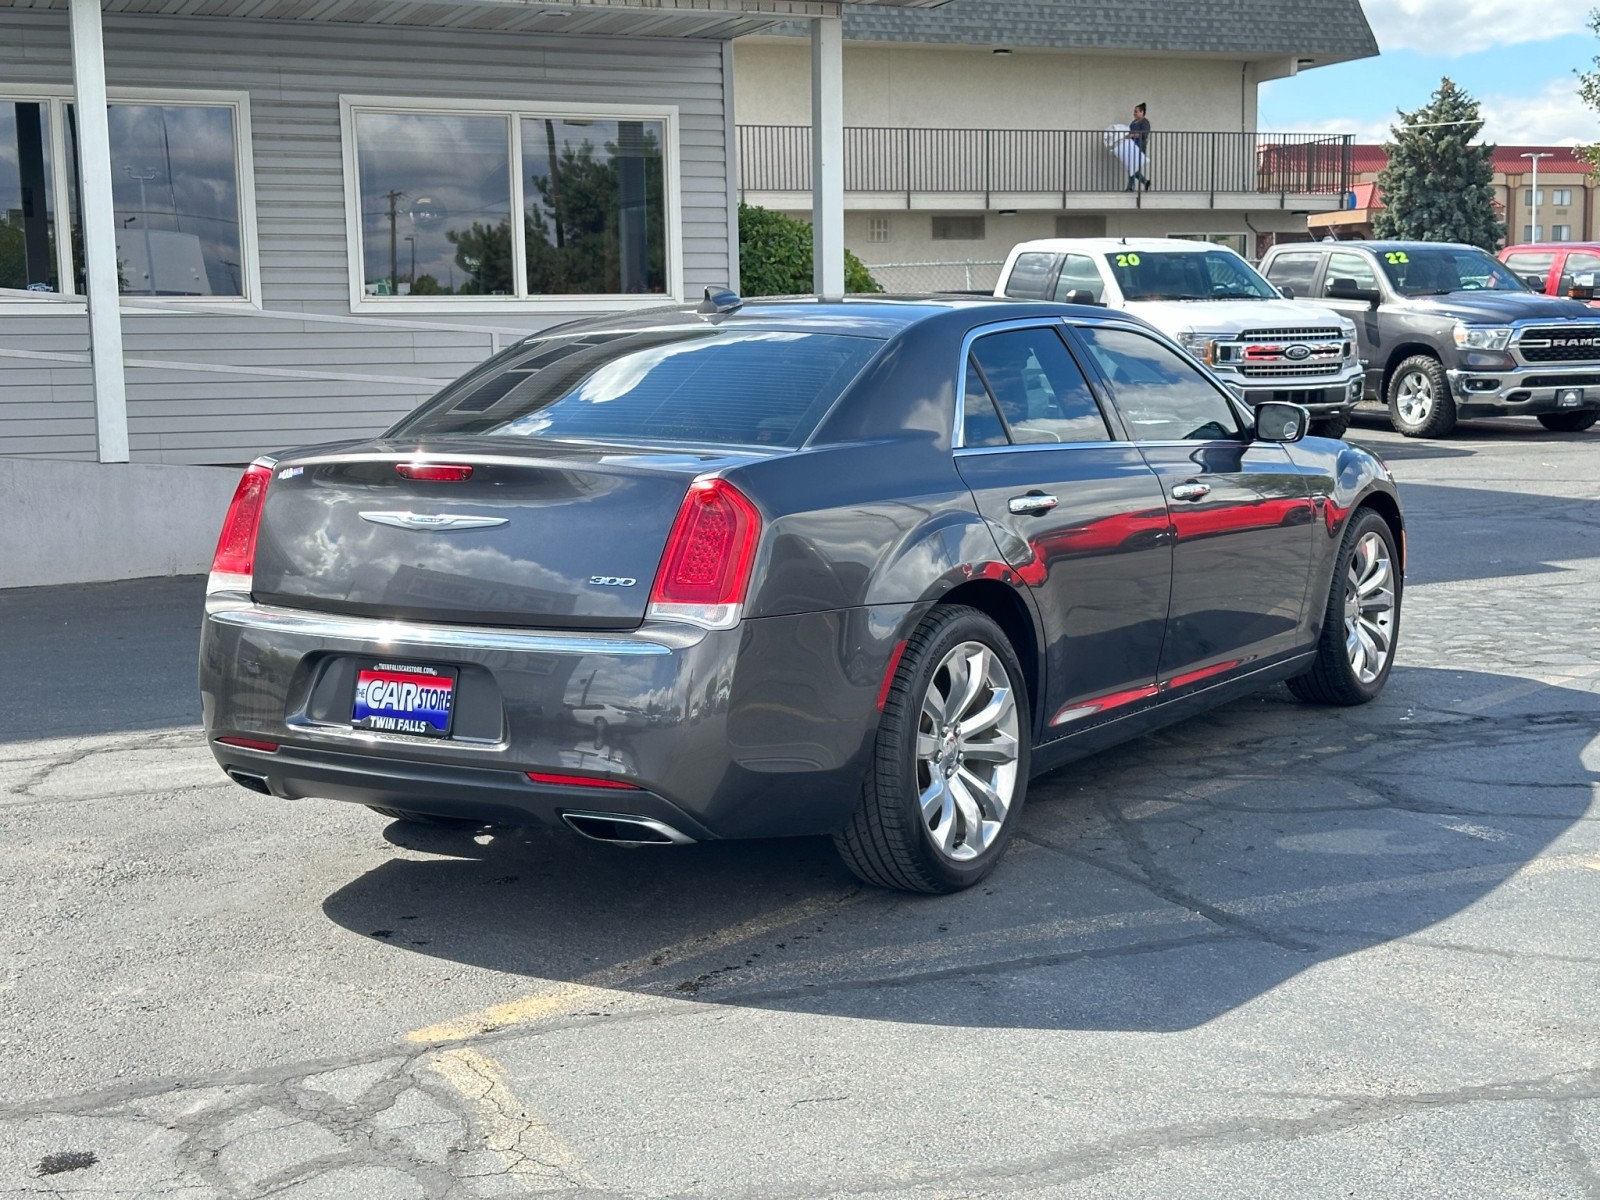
[1317,248,1388,396]
[1071,324,1318,685]
[953,321,1175,735]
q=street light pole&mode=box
[1521,152,1553,242]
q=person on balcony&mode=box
[1125,103,1151,191]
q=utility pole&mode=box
[1521,153,1553,242]
[385,189,404,294]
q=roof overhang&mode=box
[0,0,950,38]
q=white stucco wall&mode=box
[734,40,1258,133]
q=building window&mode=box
[345,99,678,306]
[1553,189,1573,207]
[867,217,890,243]
[1524,189,1544,206]
[1552,225,1573,242]
[932,215,985,241]
[1524,225,1544,243]
[1,90,258,302]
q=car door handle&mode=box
[1008,493,1059,515]
[1171,483,1211,501]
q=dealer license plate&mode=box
[1559,388,1584,408]
[352,661,458,738]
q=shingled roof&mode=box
[762,0,1378,63]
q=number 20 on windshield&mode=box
[1115,253,1142,267]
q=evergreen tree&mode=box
[1372,78,1503,250]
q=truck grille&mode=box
[1518,327,1600,363]
[1230,327,1349,378]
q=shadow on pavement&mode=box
[1395,482,1600,586]
[321,665,1599,1033]
[1,575,206,744]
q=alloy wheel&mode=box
[915,641,1021,862]
[1344,532,1396,684]
[1396,371,1435,426]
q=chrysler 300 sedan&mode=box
[201,295,1404,893]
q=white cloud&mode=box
[1363,0,1592,54]
[1479,79,1597,144]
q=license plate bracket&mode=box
[1559,387,1585,408]
[352,661,458,738]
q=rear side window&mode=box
[393,329,882,449]
[961,356,1010,447]
[1003,252,1063,300]
[1052,254,1105,303]
[969,327,1111,444]
[1264,252,1322,297]
[1559,251,1600,293]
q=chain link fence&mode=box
[861,260,1005,294]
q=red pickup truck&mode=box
[1499,243,1600,304]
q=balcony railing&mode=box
[738,126,1354,202]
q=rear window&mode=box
[392,328,883,449]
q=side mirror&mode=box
[1569,272,1595,301]
[1325,280,1381,306]
[1063,289,1102,306]
[1254,401,1310,444]
[1277,283,1295,299]
[1523,274,1550,291]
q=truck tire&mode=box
[1386,355,1457,438]
[1311,413,1351,439]
[1537,410,1600,432]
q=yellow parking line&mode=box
[427,1047,598,1190]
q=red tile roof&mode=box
[1347,144,1591,176]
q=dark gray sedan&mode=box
[201,295,1404,893]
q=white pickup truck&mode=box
[994,237,1365,436]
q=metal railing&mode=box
[739,126,1354,202]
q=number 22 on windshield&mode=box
[1385,251,1410,264]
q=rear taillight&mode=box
[216,736,279,753]
[527,771,640,790]
[647,478,762,630]
[208,460,274,595]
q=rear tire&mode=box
[1386,355,1457,438]
[834,606,1031,894]
[366,806,482,828]
[1288,509,1402,706]
[1537,410,1600,432]
[1311,413,1351,439]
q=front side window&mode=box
[349,103,675,303]
[1077,326,1241,442]
[968,326,1110,444]
[393,328,881,449]
[1377,246,1526,295]
[0,101,58,292]
[1323,250,1380,295]
[2,93,254,300]
[1504,252,1556,289]
[1106,248,1277,301]
[1052,254,1105,303]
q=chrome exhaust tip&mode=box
[226,768,272,796]
[561,811,696,846]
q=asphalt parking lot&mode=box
[2,412,1599,1199]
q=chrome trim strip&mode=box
[206,601,674,656]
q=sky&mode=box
[1258,0,1600,145]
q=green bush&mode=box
[738,204,882,296]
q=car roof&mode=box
[1008,237,1240,256]
[1283,240,1483,254]
[1502,242,1600,253]
[516,295,1110,343]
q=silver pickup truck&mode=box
[996,237,1364,436]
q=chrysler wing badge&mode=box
[359,511,509,532]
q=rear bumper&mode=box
[200,597,910,840]
[1446,369,1600,418]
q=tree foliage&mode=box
[738,204,881,296]
[1578,9,1600,176]
[1372,78,1503,250]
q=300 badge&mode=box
[589,576,638,587]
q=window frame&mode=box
[0,85,261,309]
[339,94,683,314]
